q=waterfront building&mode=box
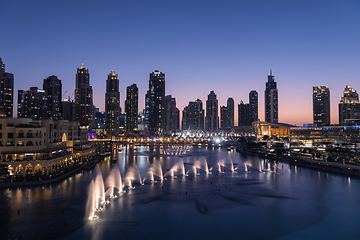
[265,70,278,123]
[313,86,330,127]
[17,90,25,118]
[339,85,360,126]
[105,70,120,136]
[95,110,105,129]
[164,95,180,132]
[253,121,294,139]
[227,98,234,129]
[182,99,204,131]
[125,84,138,132]
[0,116,83,176]
[205,91,219,132]
[43,75,62,120]
[148,70,165,135]
[0,58,14,117]
[74,64,93,128]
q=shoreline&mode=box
[237,148,360,178]
[0,156,102,188]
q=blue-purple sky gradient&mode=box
[1,0,359,126]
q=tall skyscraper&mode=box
[238,101,251,126]
[164,95,180,132]
[75,63,93,128]
[43,75,62,120]
[205,91,219,132]
[227,97,234,128]
[313,86,330,127]
[17,90,25,118]
[220,106,228,128]
[0,58,14,117]
[105,70,120,136]
[249,90,258,123]
[265,70,278,123]
[148,70,165,135]
[125,84,138,132]
[182,99,204,131]
[20,87,48,120]
[339,85,360,125]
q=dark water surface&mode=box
[1,146,359,240]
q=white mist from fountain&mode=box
[149,160,164,181]
[125,164,143,188]
[106,167,122,197]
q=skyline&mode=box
[1,0,359,126]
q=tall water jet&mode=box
[106,167,122,197]
[125,164,143,188]
[86,180,98,220]
[94,171,106,206]
[149,161,164,181]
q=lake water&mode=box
[1,145,360,240]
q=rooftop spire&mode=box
[270,69,272,76]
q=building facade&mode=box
[148,70,165,135]
[20,87,48,120]
[125,84,138,132]
[75,64,93,128]
[105,70,120,136]
[313,86,330,127]
[265,70,278,123]
[227,97,234,129]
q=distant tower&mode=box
[265,70,278,123]
[338,85,360,125]
[105,70,120,136]
[226,97,234,128]
[238,101,250,126]
[43,75,62,120]
[148,70,165,135]
[182,99,204,131]
[313,86,330,127]
[249,90,258,123]
[75,63,93,128]
[220,106,228,128]
[0,58,14,117]
[164,95,180,132]
[205,91,219,132]
[125,84,138,132]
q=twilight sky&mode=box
[1,0,359,126]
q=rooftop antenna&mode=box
[270,69,272,76]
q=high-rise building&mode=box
[43,75,62,120]
[220,106,228,128]
[0,58,14,117]
[17,90,25,118]
[164,95,180,132]
[238,101,251,126]
[21,87,48,120]
[75,63,93,128]
[205,91,219,132]
[249,90,258,123]
[62,98,75,122]
[265,70,278,123]
[148,70,165,135]
[105,70,120,136]
[339,85,360,125]
[313,86,330,127]
[182,99,204,131]
[226,98,234,129]
[125,84,138,132]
